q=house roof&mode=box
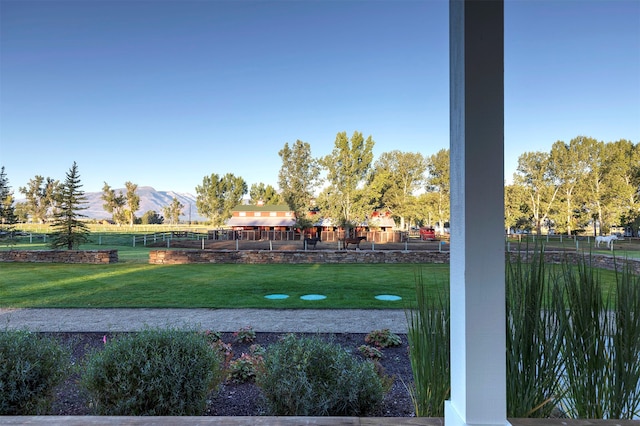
[231,204,292,212]
[313,216,396,228]
[226,216,297,227]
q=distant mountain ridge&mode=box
[82,186,205,222]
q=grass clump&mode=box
[506,246,566,417]
[81,328,223,415]
[405,271,450,417]
[558,257,640,419]
[0,330,70,414]
[256,334,386,416]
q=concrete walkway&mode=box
[0,308,408,334]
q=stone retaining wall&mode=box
[0,250,118,264]
[149,250,450,264]
[149,249,640,274]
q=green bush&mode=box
[0,330,70,414]
[364,329,402,348]
[256,334,386,416]
[81,328,223,415]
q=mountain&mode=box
[82,186,205,222]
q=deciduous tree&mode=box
[514,151,559,234]
[249,183,281,205]
[603,139,640,231]
[425,149,450,232]
[195,173,247,226]
[278,140,321,229]
[549,138,589,235]
[579,137,608,234]
[319,131,374,234]
[140,210,164,225]
[101,183,126,225]
[124,182,140,227]
[49,162,90,249]
[19,175,59,224]
[369,151,426,230]
[163,197,184,225]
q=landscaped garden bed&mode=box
[42,331,415,417]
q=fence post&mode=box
[29,234,33,244]
[576,238,579,251]
[202,238,205,250]
[133,236,136,247]
[270,240,273,251]
[404,241,408,252]
[144,235,147,246]
[372,242,375,251]
[236,239,239,250]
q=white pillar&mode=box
[446,1,508,425]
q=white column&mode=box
[446,1,508,425]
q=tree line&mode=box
[506,136,639,235]
[194,131,449,234]
[2,133,638,237]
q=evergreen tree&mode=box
[0,166,18,244]
[49,162,90,249]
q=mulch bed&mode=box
[47,331,416,417]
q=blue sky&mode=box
[1,0,638,195]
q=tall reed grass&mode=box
[407,247,640,419]
[405,271,450,417]
[558,256,640,419]
[506,247,566,417]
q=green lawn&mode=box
[0,262,449,308]
[2,237,632,309]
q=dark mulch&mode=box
[46,332,416,417]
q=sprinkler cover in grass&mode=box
[300,294,327,301]
[264,294,289,300]
[375,294,402,301]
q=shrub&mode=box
[233,326,256,343]
[365,329,402,348]
[81,328,223,415]
[0,330,70,414]
[228,353,264,383]
[256,334,386,416]
[357,344,383,360]
[201,329,222,344]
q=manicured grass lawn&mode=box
[0,262,449,308]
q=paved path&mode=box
[0,308,408,334]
